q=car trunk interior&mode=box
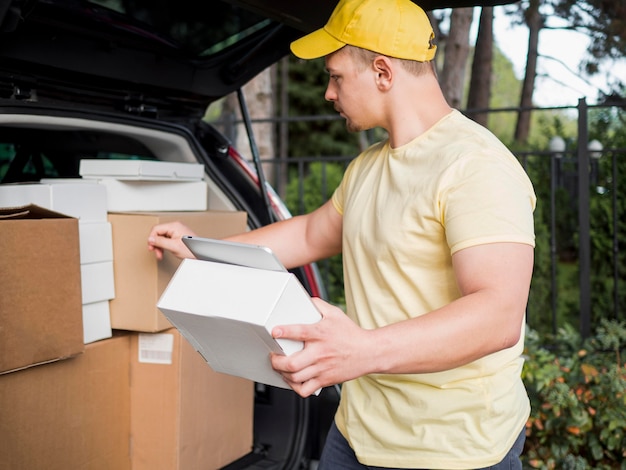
[0,112,242,214]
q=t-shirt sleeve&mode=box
[331,184,344,216]
[441,152,537,254]
[331,156,361,216]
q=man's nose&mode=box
[324,83,336,102]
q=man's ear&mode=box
[372,56,393,90]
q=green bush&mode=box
[522,319,626,469]
[526,185,553,334]
[284,161,345,305]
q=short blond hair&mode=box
[343,45,434,77]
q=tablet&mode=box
[182,235,287,272]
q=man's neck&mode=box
[382,73,452,148]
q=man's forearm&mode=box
[227,200,343,269]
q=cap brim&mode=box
[290,27,346,59]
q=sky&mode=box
[489,5,626,108]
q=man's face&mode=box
[324,48,377,133]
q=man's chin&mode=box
[346,122,364,133]
[344,119,359,133]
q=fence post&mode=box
[577,98,591,338]
[612,151,620,320]
[550,152,558,334]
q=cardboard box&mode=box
[0,181,108,222]
[81,261,115,304]
[79,159,204,180]
[96,179,208,211]
[0,333,131,470]
[108,211,247,332]
[130,329,254,470]
[0,204,84,374]
[157,258,321,390]
[83,301,113,344]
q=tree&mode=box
[508,0,626,143]
[440,7,474,109]
[466,6,494,126]
[552,0,626,87]
[482,46,524,144]
[514,0,543,144]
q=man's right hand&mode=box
[147,221,197,260]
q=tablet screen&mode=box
[182,236,287,272]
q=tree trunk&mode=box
[440,7,474,109]
[428,12,443,77]
[466,6,493,127]
[223,68,276,184]
[514,0,543,143]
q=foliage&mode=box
[518,103,626,334]
[526,180,553,333]
[503,0,626,96]
[281,57,361,158]
[518,113,577,334]
[522,319,626,469]
[477,47,524,143]
[284,162,345,305]
[587,105,626,324]
[551,0,626,82]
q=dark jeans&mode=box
[317,421,526,470]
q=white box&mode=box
[82,301,113,344]
[157,258,321,391]
[0,182,107,222]
[79,222,113,264]
[0,183,48,208]
[79,159,204,180]
[96,179,208,211]
[81,261,115,304]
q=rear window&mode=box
[89,0,271,57]
[0,128,155,183]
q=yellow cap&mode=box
[290,0,437,61]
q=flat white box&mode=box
[95,179,208,212]
[81,261,115,304]
[0,182,107,222]
[157,258,321,390]
[79,159,204,180]
[79,222,113,264]
[82,301,113,344]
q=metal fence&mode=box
[215,98,625,338]
[514,99,625,337]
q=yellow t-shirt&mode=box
[331,110,536,469]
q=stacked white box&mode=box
[94,179,207,211]
[78,159,208,212]
[79,159,205,180]
[0,181,114,344]
[0,180,107,222]
[77,219,115,344]
[79,221,114,265]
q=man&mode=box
[147,0,536,468]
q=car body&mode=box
[0,0,514,468]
